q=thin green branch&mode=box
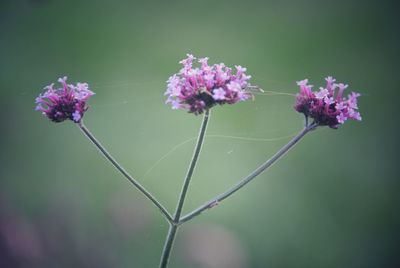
[159,110,210,268]
[179,122,317,224]
[78,121,173,224]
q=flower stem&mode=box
[78,121,173,224]
[173,109,210,221]
[179,122,317,224]
[159,223,178,268]
[159,110,210,268]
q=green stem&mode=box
[179,122,317,224]
[78,121,173,224]
[159,110,210,268]
[159,224,178,268]
[173,109,210,221]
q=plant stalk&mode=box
[78,121,173,223]
[179,122,317,224]
[159,110,210,268]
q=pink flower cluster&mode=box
[35,77,94,123]
[294,76,362,128]
[165,54,252,114]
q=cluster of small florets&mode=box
[165,54,253,114]
[35,77,94,123]
[294,76,362,128]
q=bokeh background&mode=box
[1,0,399,267]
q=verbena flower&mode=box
[35,76,94,123]
[294,76,362,128]
[165,54,253,114]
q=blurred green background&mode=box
[1,0,399,267]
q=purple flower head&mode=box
[294,76,362,129]
[165,54,253,114]
[35,76,94,123]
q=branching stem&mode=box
[159,110,210,268]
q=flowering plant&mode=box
[35,77,94,123]
[35,55,361,268]
[294,76,361,128]
[165,54,252,114]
